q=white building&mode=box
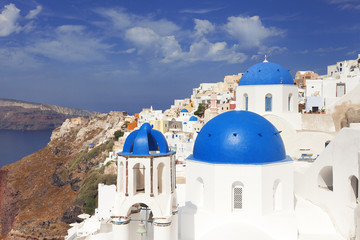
[67,111,360,240]
[182,116,200,133]
[164,131,195,162]
[181,111,296,240]
[306,54,360,112]
[112,123,178,240]
[235,59,300,129]
[232,59,338,160]
[179,108,190,119]
[191,81,236,112]
[66,57,360,240]
[138,107,164,126]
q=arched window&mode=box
[318,166,333,191]
[232,182,244,211]
[265,94,272,112]
[133,163,145,194]
[157,163,165,194]
[195,177,204,207]
[288,94,292,111]
[273,179,283,211]
[350,175,358,204]
[243,94,249,111]
[119,162,124,193]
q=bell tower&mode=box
[112,123,178,240]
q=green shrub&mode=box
[114,130,124,141]
[75,171,117,214]
[194,103,207,117]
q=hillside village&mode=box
[114,54,360,161]
[60,54,360,240]
[2,54,360,240]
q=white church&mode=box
[66,60,360,240]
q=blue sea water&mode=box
[0,129,53,169]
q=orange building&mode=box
[294,71,319,89]
[127,113,139,131]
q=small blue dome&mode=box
[189,116,198,122]
[180,108,188,113]
[188,111,288,165]
[120,123,172,156]
[239,62,294,86]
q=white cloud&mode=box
[159,36,183,62]
[97,8,132,30]
[0,4,21,37]
[179,7,224,14]
[224,16,284,48]
[315,46,346,53]
[0,4,43,37]
[97,8,179,36]
[341,3,360,9]
[251,46,287,61]
[186,39,247,63]
[26,25,112,62]
[125,27,159,47]
[0,47,41,69]
[25,5,42,19]
[325,0,360,10]
[124,25,247,64]
[104,10,253,64]
[125,27,183,62]
[327,0,357,3]
[120,48,136,54]
[194,19,214,37]
[96,9,283,65]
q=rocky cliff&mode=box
[0,111,127,239]
[0,99,101,130]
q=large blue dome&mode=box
[188,111,288,164]
[120,123,173,156]
[239,62,294,86]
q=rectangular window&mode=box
[234,187,243,209]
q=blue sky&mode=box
[0,0,359,113]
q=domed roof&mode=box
[239,61,294,86]
[120,123,172,156]
[189,116,198,121]
[180,108,188,113]
[188,111,288,164]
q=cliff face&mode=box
[0,111,126,239]
[0,99,102,130]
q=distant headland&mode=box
[0,98,101,131]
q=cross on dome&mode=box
[263,55,268,63]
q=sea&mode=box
[0,129,53,169]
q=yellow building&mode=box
[149,119,170,133]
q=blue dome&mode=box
[239,62,294,86]
[180,108,188,113]
[120,123,173,156]
[189,116,198,122]
[188,111,288,165]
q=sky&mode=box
[0,0,359,114]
